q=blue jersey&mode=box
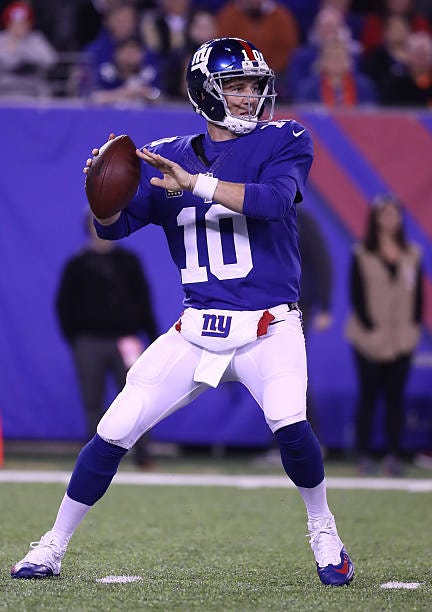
[95,119,313,310]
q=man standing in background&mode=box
[56,212,159,468]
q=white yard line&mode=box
[0,470,431,492]
[381,582,421,589]
[96,576,142,583]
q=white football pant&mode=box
[97,310,307,448]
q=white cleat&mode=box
[11,531,67,579]
[307,514,354,586]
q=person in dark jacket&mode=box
[56,211,158,467]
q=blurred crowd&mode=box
[0,0,432,106]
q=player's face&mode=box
[222,77,260,117]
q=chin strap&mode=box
[222,116,258,135]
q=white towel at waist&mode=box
[193,348,235,388]
[176,303,294,352]
[175,304,293,388]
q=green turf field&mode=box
[1,479,431,611]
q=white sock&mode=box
[51,494,92,547]
[297,479,331,521]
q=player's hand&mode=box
[312,311,332,332]
[137,147,196,192]
[117,336,144,368]
[83,133,116,175]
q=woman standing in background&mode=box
[346,194,423,476]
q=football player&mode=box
[11,38,354,586]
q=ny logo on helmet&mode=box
[191,45,212,73]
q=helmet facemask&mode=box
[187,39,277,135]
[205,69,276,134]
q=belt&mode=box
[268,302,299,317]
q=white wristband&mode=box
[192,173,218,201]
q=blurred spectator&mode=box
[361,0,431,53]
[293,39,377,106]
[56,212,159,468]
[381,31,432,106]
[286,6,361,101]
[178,8,218,99]
[320,0,364,40]
[90,37,161,104]
[74,0,157,50]
[345,194,423,476]
[216,0,300,82]
[79,3,163,99]
[361,14,411,100]
[141,0,191,52]
[0,1,58,97]
[26,0,78,52]
[277,0,321,41]
[140,0,192,97]
[84,3,140,76]
[184,8,217,54]
[74,0,122,50]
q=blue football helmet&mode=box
[186,37,276,135]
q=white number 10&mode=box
[177,205,253,283]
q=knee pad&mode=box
[67,434,128,505]
[97,382,149,448]
[274,420,324,487]
[274,420,311,451]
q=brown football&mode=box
[85,134,141,219]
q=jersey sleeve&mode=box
[243,121,314,221]
[94,158,159,240]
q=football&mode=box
[85,134,141,219]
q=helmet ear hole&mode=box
[186,37,276,134]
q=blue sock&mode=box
[67,434,128,506]
[274,421,324,488]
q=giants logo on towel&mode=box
[201,314,232,338]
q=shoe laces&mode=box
[307,516,342,567]
[25,532,65,566]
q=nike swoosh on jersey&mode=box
[293,129,305,137]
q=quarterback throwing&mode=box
[11,37,354,586]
